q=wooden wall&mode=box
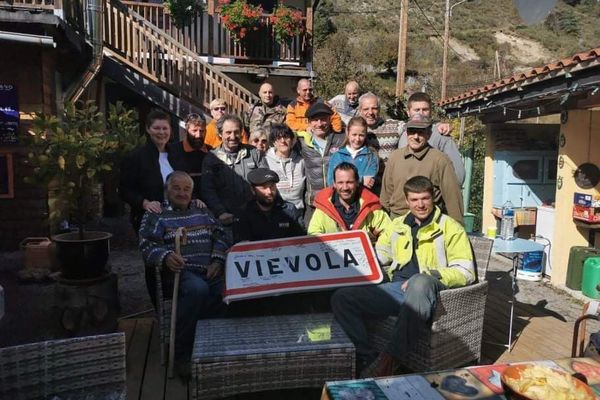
[0,43,54,250]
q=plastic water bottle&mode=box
[500,200,515,240]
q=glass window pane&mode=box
[512,160,539,180]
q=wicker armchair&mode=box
[367,234,493,372]
[0,333,126,399]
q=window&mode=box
[545,158,557,182]
[511,159,540,181]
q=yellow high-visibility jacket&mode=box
[375,207,474,288]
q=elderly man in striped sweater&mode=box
[139,171,230,379]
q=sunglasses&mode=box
[212,107,226,111]
[252,138,269,144]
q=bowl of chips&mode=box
[501,364,595,400]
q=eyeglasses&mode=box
[212,107,226,111]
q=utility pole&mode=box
[395,0,409,97]
[441,0,467,101]
[495,50,502,79]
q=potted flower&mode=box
[218,0,263,42]
[24,101,143,280]
[270,4,304,45]
[164,0,203,29]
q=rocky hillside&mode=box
[313,0,600,102]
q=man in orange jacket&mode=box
[286,78,343,133]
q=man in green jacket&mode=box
[331,176,474,375]
[308,162,390,240]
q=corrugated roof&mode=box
[440,47,600,107]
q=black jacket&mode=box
[169,141,209,200]
[119,142,175,231]
[236,197,305,242]
[201,144,267,218]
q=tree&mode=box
[313,0,336,48]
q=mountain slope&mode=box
[314,0,600,101]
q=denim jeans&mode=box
[331,273,445,367]
[175,269,225,363]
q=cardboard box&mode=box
[574,193,593,207]
[573,204,600,223]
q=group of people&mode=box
[119,78,475,378]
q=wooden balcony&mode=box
[1,0,87,35]
[123,1,310,65]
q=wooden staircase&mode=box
[103,0,257,116]
[0,0,257,116]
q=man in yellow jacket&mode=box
[308,162,390,239]
[331,175,474,375]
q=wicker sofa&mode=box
[366,234,493,372]
[0,332,126,399]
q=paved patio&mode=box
[1,235,599,399]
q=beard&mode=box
[256,195,275,207]
[187,132,204,149]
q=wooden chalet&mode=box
[0,0,316,249]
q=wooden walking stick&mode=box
[168,227,187,378]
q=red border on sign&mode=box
[224,231,381,296]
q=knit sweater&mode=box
[366,118,402,163]
[139,205,230,270]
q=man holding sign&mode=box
[331,176,474,375]
[308,162,390,240]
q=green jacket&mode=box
[375,207,474,288]
[308,187,391,237]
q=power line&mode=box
[331,1,477,63]
[411,0,472,63]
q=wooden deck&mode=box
[118,280,583,400]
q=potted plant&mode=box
[164,0,203,29]
[24,101,143,280]
[270,4,304,45]
[218,0,263,42]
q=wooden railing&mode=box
[104,0,256,114]
[2,0,55,9]
[122,1,308,63]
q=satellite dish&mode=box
[513,0,558,25]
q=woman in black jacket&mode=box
[119,109,175,306]
[119,109,175,232]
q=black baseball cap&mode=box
[247,168,280,185]
[305,102,333,119]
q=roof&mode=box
[441,47,600,108]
